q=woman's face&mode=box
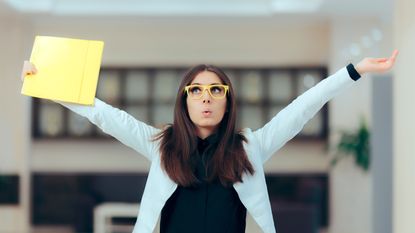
[186,71,227,139]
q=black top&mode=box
[160,133,247,233]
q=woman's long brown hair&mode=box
[153,64,255,187]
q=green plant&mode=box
[331,119,370,171]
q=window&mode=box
[32,66,327,140]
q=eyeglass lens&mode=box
[189,85,226,98]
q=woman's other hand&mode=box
[20,60,37,82]
[355,49,399,75]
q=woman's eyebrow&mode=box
[191,82,222,85]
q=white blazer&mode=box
[60,66,356,233]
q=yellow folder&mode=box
[21,36,104,105]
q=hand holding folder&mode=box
[21,36,104,105]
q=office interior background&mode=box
[0,0,414,232]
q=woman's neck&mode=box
[196,127,216,139]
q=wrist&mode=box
[346,63,362,81]
[355,63,365,75]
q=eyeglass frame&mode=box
[184,84,229,100]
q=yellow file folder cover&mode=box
[21,36,104,105]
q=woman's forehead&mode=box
[191,71,222,85]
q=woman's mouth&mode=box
[202,111,212,117]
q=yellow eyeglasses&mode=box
[184,84,229,99]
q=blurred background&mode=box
[0,0,414,233]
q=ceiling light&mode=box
[271,0,323,13]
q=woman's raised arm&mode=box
[21,61,160,161]
[252,50,398,164]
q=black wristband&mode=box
[346,63,361,81]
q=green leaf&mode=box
[331,118,370,172]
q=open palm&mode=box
[356,49,399,75]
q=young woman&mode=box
[21,50,398,233]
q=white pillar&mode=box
[0,16,32,233]
[393,0,415,233]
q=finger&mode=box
[21,61,36,81]
[20,71,32,81]
[21,71,30,82]
[386,50,399,68]
[23,61,31,75]
[374,58,388,63]
[390,49,399,62]
[24,61,37,75]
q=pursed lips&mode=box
[202,109,212,117]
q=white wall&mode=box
[31,17,330,67]
[393,0,415,232]
[0,15,32,233]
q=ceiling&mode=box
[0,0,392,21]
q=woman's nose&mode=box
[202,89,211,103]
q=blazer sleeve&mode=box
[56,98,161,162]
[252,66,357,164]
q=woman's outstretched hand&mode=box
[20,60,37,82]
[355,49,399,75]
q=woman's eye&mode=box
[211,86,222,93]
[190,87,201,94]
